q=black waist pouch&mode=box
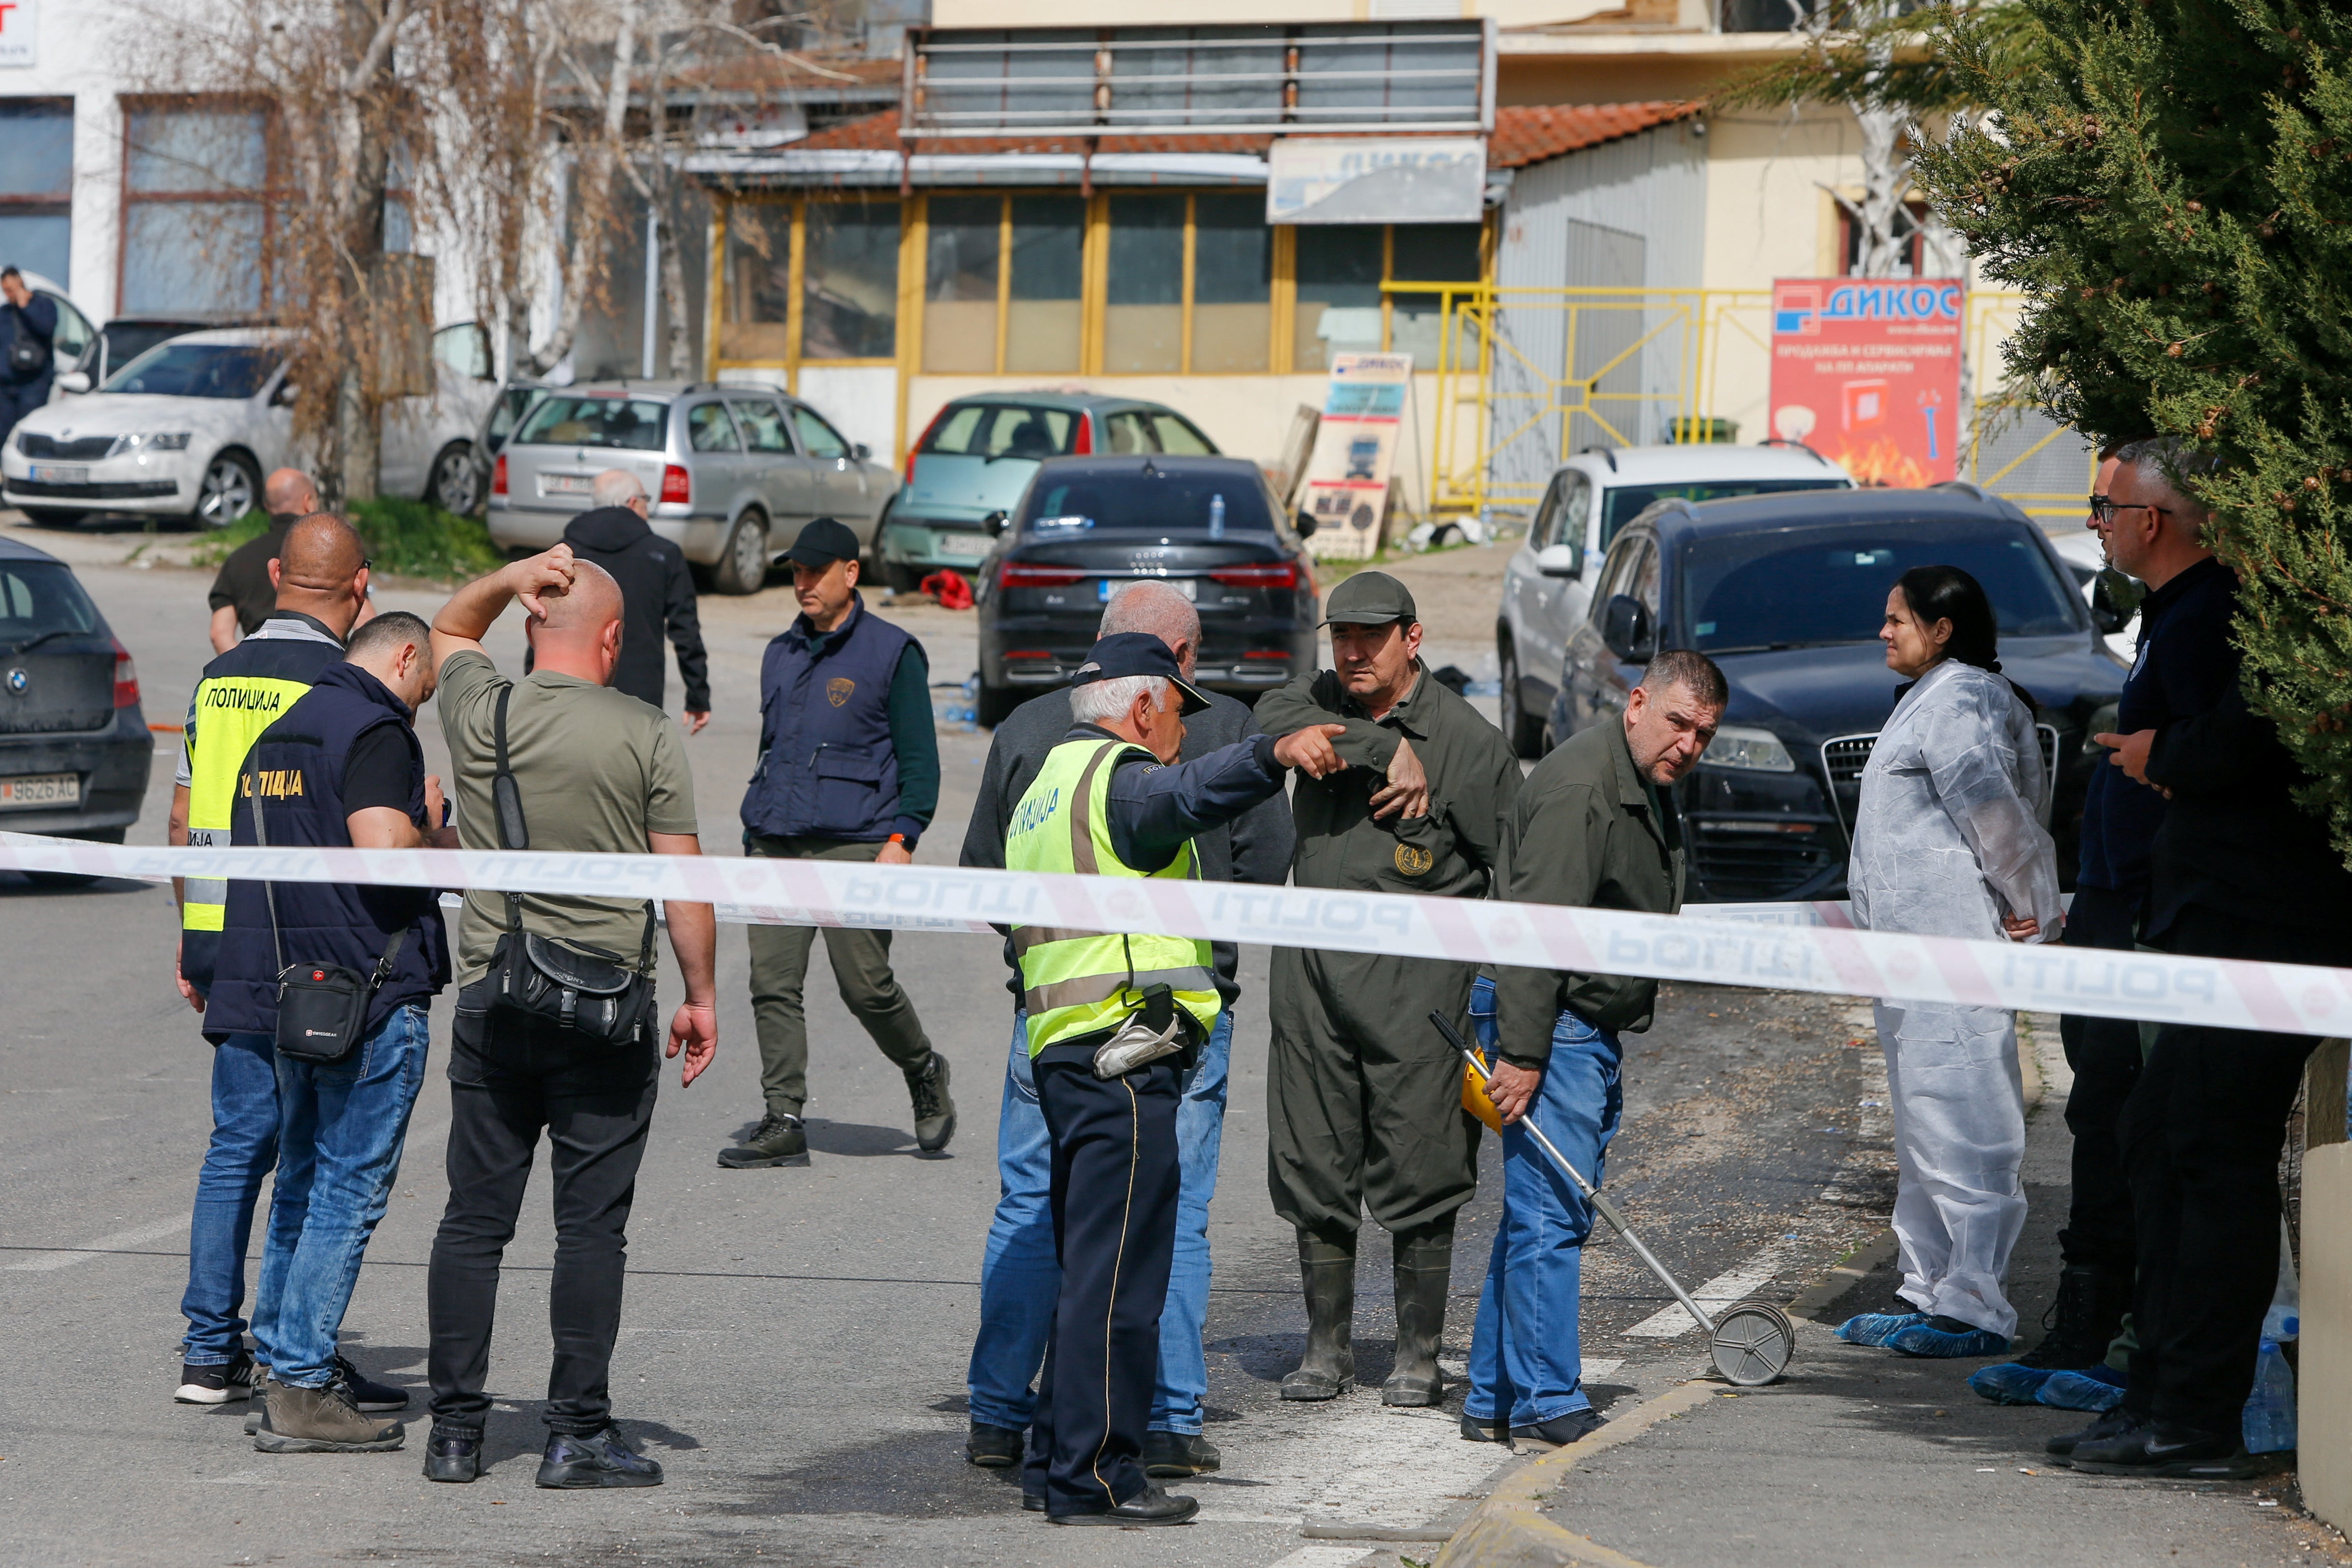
[485,904,656,1048]
[275,943,401,1066]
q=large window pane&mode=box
[127,108,266,193]
[0,214,68,286]
[802,201,899,360]
[1390,223,1482,370]
[121,203,264,318]
[1190,193,1270,373]
[923,195,1000,374]
[1103,195,1184,374]
[1294,226,1383,372]
[722,202,792,361]
[1006,196,1082,373]
[0,102,71,197]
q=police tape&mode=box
[4,829,2346,1035]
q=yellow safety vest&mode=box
[181,661,328,936]
[1005,737,1222,1058]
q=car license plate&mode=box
[28,465,87,484]
[0,772,78,809]
[1099,576,1197,603]
[539,473,594,497]
[936,532,990,560]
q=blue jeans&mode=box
[1463,976,1623,1429]
[967,1007,1232,1437]
[181,1030,282,1366]
[252,1005,431,1388]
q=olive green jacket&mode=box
[1494,716,1685,1063]
[1254,665,1521,902]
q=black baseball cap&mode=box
[1068,632,1211,716]
[783,516,859,568]
[1320,570,1417,627]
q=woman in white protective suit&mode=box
[1836,564,2063,1360]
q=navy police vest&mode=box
[206,662,450,1042]
[740,594,915,843]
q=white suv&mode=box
[1496,443,1854,755]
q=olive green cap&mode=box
[1320,570,1418,628]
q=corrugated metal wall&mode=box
[1489,121,1709,502]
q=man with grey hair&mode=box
[533,466,709,730]
[2062,438,2352,1475]
[958,581,1294,1478]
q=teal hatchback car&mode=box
[879,392,1217,587]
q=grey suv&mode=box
[486,382,899,594]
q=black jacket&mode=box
[2142,563,2352,949]
[962,687,1296,1007]
[532,506,709,711]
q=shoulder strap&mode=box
[242,765,286,976]
[492,682,530,935]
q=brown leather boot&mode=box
[1383,1225,1454,1407]
[252,1376,406,1453]
[1280,1234,1356,1400]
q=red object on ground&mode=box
[920,569,974,609]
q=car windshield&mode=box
[925,403,1079,460]
[101,322,203,371]
[513,395,670,451]
[1022,473,1274,535]
[100,343,280,399]
[0,560,100,648]
[1602,478,1848,545]
[1678,520,2083,654]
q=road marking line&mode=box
[1621,1250,1787,1337]
[4,1214,192,1272]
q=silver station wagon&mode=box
[486,382,898,594]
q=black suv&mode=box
[1548,485,2126,903]
[974,455,1321,726]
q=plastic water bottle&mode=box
[2243,1338,2298,1454]
[1209,493,1225,541]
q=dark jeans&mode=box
[426,983,659,1435]
[1024,1052,1183,1518]
[2056,883,2144,1276]
[2119,906,2342,1433]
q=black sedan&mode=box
[0,535,155,861]
[1547,485,2126,903]
[974,455,1321,726]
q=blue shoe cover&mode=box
[1968,1361,2057,1405]
[1887,1318,2013,1359]
[1836,1310,1927,1347]
[2035,1364,2127,1413]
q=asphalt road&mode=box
[0,523,1882,1568]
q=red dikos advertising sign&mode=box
[1768,278,1964,487]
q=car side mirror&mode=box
[984,509,1008,538]
[1295,510,1317,538]
[56,370,89,395]
[852,442,872,461]
[271,381,299,407]
[1535,541,1580,578]
[1601,594,1653,663]
[2088,576,2131,635]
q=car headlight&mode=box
[115,432,192,455]
[1704,725,1797,772]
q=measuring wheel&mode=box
[1709,1299,1797,1387]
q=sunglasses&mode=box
[2086,496,2171,525]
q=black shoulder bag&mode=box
[6,302,49,378]
[248,766,406,1066]
[481,684,658,1046]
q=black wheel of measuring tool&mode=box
[1710,1300,1796,1387]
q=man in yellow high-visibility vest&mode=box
[1004,633,1340,1526]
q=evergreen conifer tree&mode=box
[1915,1,2352,853]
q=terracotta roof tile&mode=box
[797,102,1701,165]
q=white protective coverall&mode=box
[1848,658,2063,1338]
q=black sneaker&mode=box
[537,1426,664,1489]
[2046,1407,2141,1462]
[1460,1412,1509,1444]
[423,1424,483,1484]
[175,1351,260,1405]
[2071,1419,2256,1478]
[1141,1430,1221,1476]
[718,1112,808,1169]
[966,1420,1023,1468]
[1510,1408,1606,1448]
[333,1355,410,1412]
[908,1055,957,1153]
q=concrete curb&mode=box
[1430,1381,1719,1568]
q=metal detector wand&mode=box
[1430,1009,1719,1338]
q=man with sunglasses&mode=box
[2063,438,2352,1476]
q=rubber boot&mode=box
[1382,1226,1452,1407]
[1280,1235,1355,1400]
